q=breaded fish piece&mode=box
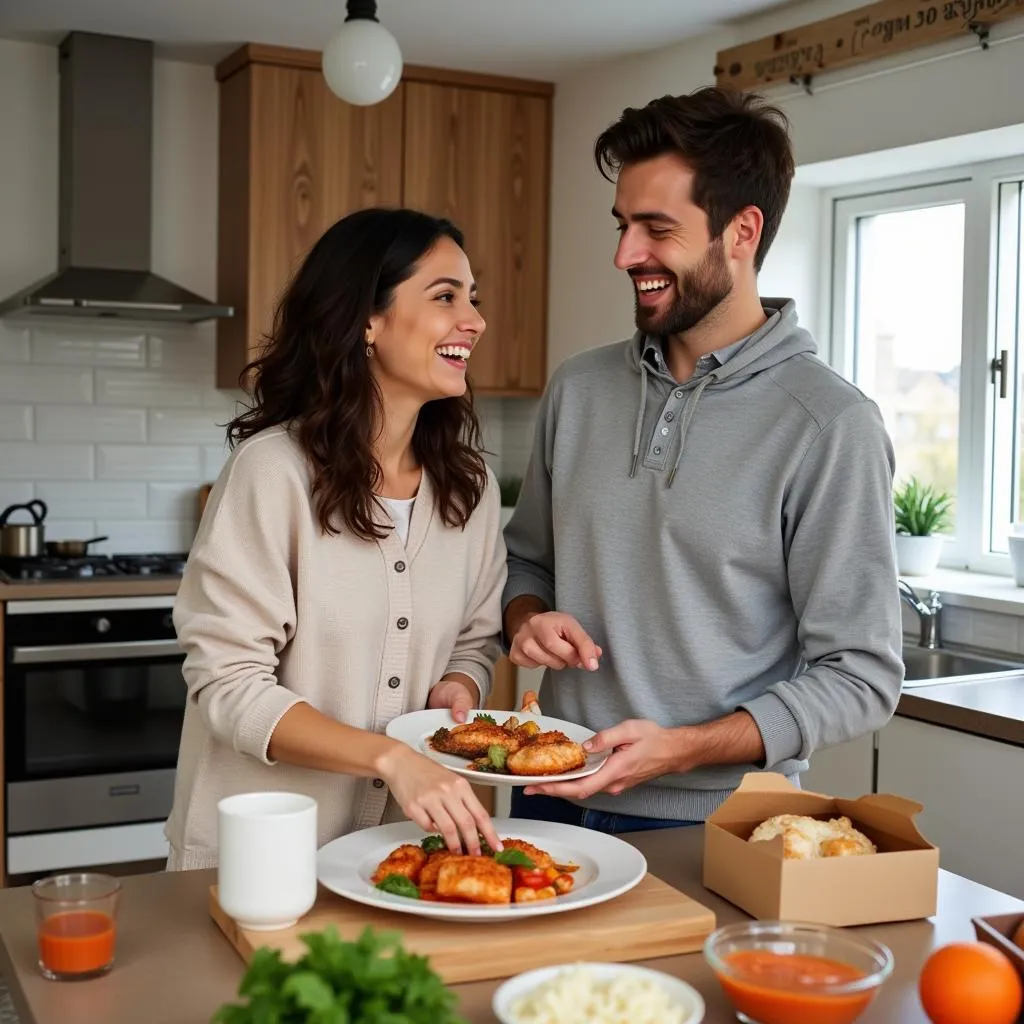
[500,838,554,871]
[436,855,513,904]
[506,732,587,776]
[418,850,460,893]
[370,843,427,885]
[430,721,524,759]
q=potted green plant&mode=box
[212,926,466,1024]
[893,477,953,576]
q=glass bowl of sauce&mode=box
[703,921,894,1024]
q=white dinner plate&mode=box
[384,708,611,786]
[316,818,648,923]
[492,962,705,1024]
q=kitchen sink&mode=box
[901,645,1024,687]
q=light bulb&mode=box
[322,16,403,107]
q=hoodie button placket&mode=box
[646,391,682,469]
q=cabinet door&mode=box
[877,716,1024,898]
[801,733,875,799]
[403,83,549,395]
[219,65,404,385]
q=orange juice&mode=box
[38,910,115,976]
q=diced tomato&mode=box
[513,868,550,890]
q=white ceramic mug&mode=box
[217,792,318,931]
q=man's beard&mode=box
[633,237,733,336]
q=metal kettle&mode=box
[0,500,48,557]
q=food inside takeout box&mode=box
[703,772,939,927]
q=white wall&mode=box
[0,39,518,551]
[546,0,1024,370]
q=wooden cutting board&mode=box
[209,873,716,985]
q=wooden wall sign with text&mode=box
[715,0,1024,91]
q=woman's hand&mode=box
[378,744,503,855]
[427,674,480,723]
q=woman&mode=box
[165,208,507,870]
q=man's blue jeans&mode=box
[510,788,700,834]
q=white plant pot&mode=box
[895,534,944,576]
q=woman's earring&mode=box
[365,343,373,358]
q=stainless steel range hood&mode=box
[0,32,232,324]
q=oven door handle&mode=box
[11,640,184,664]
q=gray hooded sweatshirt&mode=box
[502,298,904,822]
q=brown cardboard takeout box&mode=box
[703,772,939,927]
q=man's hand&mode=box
[509,610,603,672]
[524,719,684,800]
[427,674,480,724]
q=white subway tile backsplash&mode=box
[971,611,1020,656]
[36,482,148,521]
[32,331,146,367]
[0,443,93,480]
[203,444,229,480]
[148,482,199,520]
[147,333,216,373]
[0,482,34,511]
[98,445,202,481]
[0,365,92,404]
[0,405,32,441]
[940,606,973,647]
[44,520,99,541]
[0,325,30,363]
[96,370,202,408]
[148,408,225,445]
[36,405,147,443]
[93,520,195,554]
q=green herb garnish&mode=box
[494,849,536,869]
[374,874,421,899]
[211,925,466,1023]
[474,713,497,725]
[420,834,446,854]
[478,834,495,857]
[486,744,507,771]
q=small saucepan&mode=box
[45,536,109,558]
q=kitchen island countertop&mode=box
[897,674,1024,747]
[0,826,1021,1024]
[0,578,179,601]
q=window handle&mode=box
[990,349,1008,399]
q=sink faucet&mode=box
[898,580,942,649]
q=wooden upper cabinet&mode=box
[215,46,552,395]
[215,52,404,389]
[403,83,550,396]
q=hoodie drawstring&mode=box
[667,372,715,487]
[629,361,649,478]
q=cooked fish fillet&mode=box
[430,722,524,759]
[370,843,428,885]
[500,838,554,871]
[506,734,587,776]
[419,850,460,893]
[436,855,513,904]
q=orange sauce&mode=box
[717,950,876,1024]
[38,910,116,975]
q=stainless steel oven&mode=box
[4,595,185,873]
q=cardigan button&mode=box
[387,676,400,689]
[395,560,406,573]
[372,778,385,789]
[397,617,409,630]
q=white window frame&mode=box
[825,157,1024,577]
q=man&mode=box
[501,86,903,833]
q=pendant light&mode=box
[322,0,403,106]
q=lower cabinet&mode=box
[876,716,1024,899]
[801,733,876,799]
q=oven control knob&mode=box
[162,613,174,631]
[94,616,112,634]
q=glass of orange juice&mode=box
[32,873,121,981]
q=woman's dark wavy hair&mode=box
[227,207,488,541]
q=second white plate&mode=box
[385,708,612,786]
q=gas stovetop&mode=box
[0,553,188,582]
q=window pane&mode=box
[991,182,1023,554]
[852,204,965,532]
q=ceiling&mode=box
[0,0,792,81]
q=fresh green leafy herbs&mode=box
[420,834,446,854]
[473,713,497,725]
[374,874,421,900]
[211,926,466,1024]
[494,849,536,869]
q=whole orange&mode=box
[919,942,1022,1024]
